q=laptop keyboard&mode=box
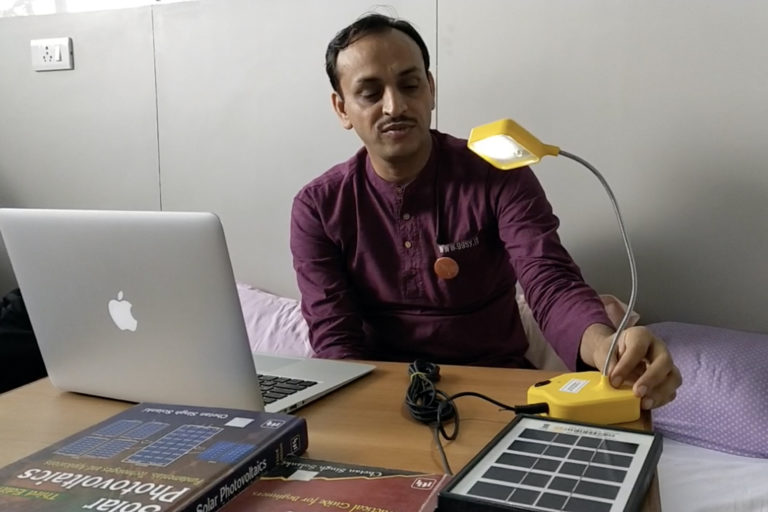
[258,374,318,404]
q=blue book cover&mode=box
[0,402,308,511]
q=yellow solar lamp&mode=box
[468,118,560,169]
[468,118,641,425]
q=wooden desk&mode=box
[0,362,659,510]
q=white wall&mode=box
[436,0,768,330]
[0,7,161,295]
[152,0,435,298]
[1,0,767,333]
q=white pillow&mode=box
[236,282,313,357]
[236,281,638,369]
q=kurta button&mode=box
[402,213,411,220]
[404,241,412,249]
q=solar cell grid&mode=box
[122,425,222,467]
[439,415,661,512]
[198,441,256,463]
[86,439,137,459]
[92,420,142,437]
[122,421,169,440]
[55,436,108,457]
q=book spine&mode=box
[180,418,309,512]
[418,474,452,512]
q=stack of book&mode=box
[0,402,308,511]
[0,402,451,512]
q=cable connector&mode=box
[511,402,549,415]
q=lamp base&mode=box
[527,371,640,425]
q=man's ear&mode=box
[427,71,436,110]
[331,91,353,130]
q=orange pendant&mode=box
[434,256,459,280]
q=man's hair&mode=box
[325,13,431,96]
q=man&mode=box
[290,13,680,409]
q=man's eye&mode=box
[360,91,380,101]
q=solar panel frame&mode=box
[438,415,661,512]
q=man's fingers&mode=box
[633,349,674,396]
[639,365,682,409]
[608,329,650,384]
[601,326,682,409]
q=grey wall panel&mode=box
[0,7,161,292]
[2,0,767,334]
[436,0,768,331]
[154,0,436,298]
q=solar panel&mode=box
[85,439,138,459]
[198,441,256,463]
[91,419,142,437]
[123,425,222,467]
[439,415,661,512]
[122,421,169,440]
[55,436,109,457]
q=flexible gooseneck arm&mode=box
[558,150,638,377]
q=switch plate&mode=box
[30,37,74,71]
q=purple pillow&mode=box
[649,321,768,458]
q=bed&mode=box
[659,438,768,511]
[236,283,768,511]
[650,321,768,512]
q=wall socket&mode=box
[30,37,74,71]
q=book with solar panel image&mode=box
[0,402,308,512]
[438,414,661,512]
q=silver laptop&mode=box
[0,208,374,413]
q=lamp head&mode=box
[467,118,560,170]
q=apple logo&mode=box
[108,290,138,332]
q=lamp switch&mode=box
[31,37,74,71]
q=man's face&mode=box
[332,29,435,171]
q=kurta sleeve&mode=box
[289,191,368,360]
[493,166,612,370]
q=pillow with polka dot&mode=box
[649,321,768,458]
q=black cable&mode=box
[405,360,549,475]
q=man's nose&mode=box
[382,88,407,117]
